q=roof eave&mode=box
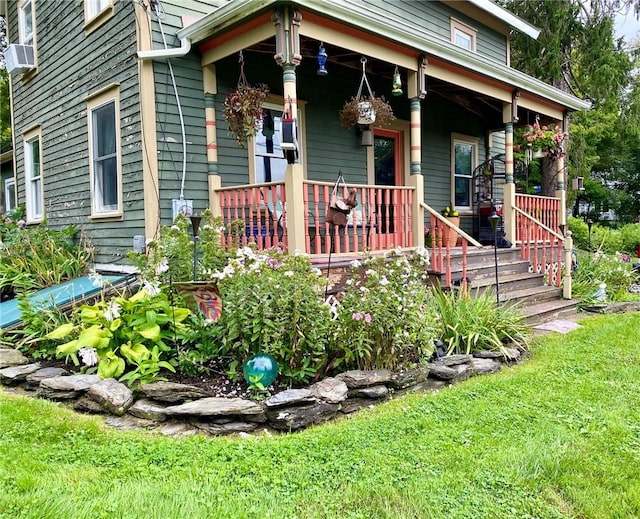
[466,0,541,39]
[179,0,588,112]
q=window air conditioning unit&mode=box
[4,44,35,75]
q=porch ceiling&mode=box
[181,0,590,117]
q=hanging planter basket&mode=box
[223,52,270,148]
[338,57,395,130]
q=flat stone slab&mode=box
[266,402,339,430]
[0,363,41,385]
[104,415,159,431]
[86,378,134,415]
[36,374,102,400]
[336,369,393,388]
[309,377,348,404]
[264,389,314,408]
[347,385,389,400]
[0,349,29,369]
[426,363,458,380]
[25,367,69,388]
[128,399,168,422]
[164,397,264,417]
[470,357,502,375]
[138,381,213,403]
[437,354,473,366]
[193,421,259,435]
[534,320,582,333]
[390,367,430,389]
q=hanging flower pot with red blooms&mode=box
[223,52,270,148]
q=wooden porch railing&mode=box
[514,206,564,287]
[303,181,414,255]
[514,193,560,240]
[217,182,287,250]
[421,203,483,287]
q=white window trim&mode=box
[18,0,34,45]
[84,0,115,35]
[247,96,307,184]
[451,18,477,52]
[4,178,16,212]
[18,0,38,78]
[451,133,478,214]
[23,126,43,223]
[87,86,123,219]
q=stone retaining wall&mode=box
[0,346,522,437]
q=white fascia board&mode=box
[177,0,277,42]
[466,0,541,39]
[180,0,587,111]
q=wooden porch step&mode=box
[520,298,579,326]
[470,271,546,293]
[499,285,563,306]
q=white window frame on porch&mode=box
[87,85,122,219]
[248,98,306,184]
[451,133,478,214]
[450,18,477,52]
[23,126,43,223]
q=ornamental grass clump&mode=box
[0,215,92,299]
[432,287,529,355]
[330,247,437,371]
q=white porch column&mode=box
[502,103,516,244]
[408,63,426,248]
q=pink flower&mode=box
[352,312,363,321]
[364,313,372,324]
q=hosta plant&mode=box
[43,281,190,385]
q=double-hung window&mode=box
[88,87,121,217]
[23,127,43,222]
[452,135,478,213]
[85,0,114,33]
[19,0,34,46]
[251,102,304,184]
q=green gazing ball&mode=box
[243,353,278,387]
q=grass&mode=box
[1,312,639,519]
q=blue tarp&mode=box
[0,275,129,330]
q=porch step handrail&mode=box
[513,206,564,241]
[420,202,483,248]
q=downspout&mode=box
[137,37,191,61]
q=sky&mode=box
[615,10,640,43]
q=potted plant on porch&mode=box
[223,53,270,148]
[514,122,566,160]
[441,206,460,248]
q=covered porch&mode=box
[175,1,589,294]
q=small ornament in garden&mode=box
[223,51,270,148]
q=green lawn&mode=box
[1,312,639,519]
